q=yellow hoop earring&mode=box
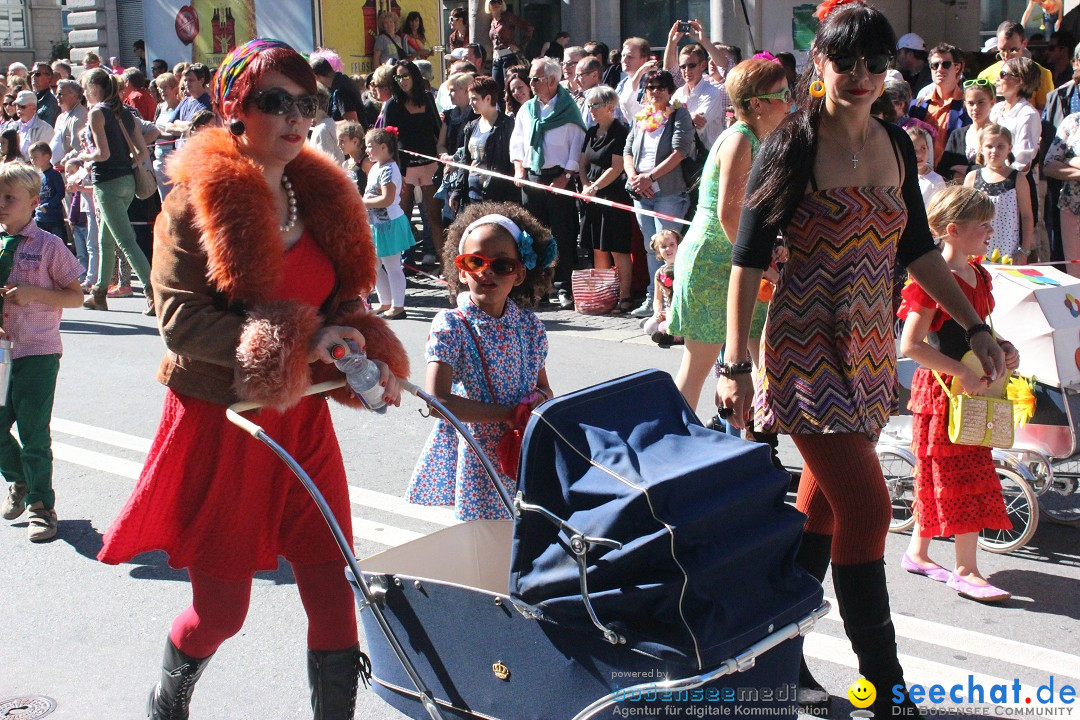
[809,80,826,98]
[879,84,886,97]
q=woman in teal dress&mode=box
[668,58,792,415]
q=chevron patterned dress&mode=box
[755,185,907,435]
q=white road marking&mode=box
[823,597,1080,680]
[52,441,142,479]
[52,417,153,453]
[352,516,424,546]
[348,485,458,527]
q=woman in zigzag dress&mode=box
[715,2,1009,716]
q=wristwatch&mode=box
[563,171,573,180]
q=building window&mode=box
[620,0,711,49]
[0,0,27,49]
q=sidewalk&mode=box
[405,270,656,344]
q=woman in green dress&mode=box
[668,58,792,415]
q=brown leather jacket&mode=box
[152,128,409,410]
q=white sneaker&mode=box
[630,299,652,318]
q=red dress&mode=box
[98,233,353,581]
[897,263,1012,539]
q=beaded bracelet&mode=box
[964,323,993,345]
[714,360,754,378]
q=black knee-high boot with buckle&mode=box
[308,644,372,720]
[795,532,833,709]
[146,638,214,720]
[832,561,921,718]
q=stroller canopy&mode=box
[509,370,821,672]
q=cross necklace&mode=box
[825,126,870,169]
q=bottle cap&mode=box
[330,344,346,360]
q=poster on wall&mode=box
[320,0,442,77]
[146,0,314,70]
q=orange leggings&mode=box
[791,433,892,565]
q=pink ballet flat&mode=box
[946,573,1011,602]
[900,553,951,583]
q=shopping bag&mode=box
[571,268,619,315]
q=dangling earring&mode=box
[809,80,826,98]
[229,119,246,135]
[879,83,886,97]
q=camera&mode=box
[677,21,692,33]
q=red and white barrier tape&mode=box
[401,149,693,227]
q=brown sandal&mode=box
[613,298,634,314]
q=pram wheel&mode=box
[1039,463,1080,526]
[978,467,1039,553]
[878,448,917,533]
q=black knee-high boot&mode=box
[308,644,371,720]
[832,561,921,718]
[146,638,214,720]
[795,532,832,708]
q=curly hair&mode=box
[441,201,555,309]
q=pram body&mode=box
[355,370,824,719]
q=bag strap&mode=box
[457,309,498,403]
[114,109,143,162]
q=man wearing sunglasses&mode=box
[30,62,59,127]
[910,43,970,166]
[976,21,1055,110]
[896,32,930,99]
[662,20,730,149]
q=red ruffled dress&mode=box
[98,233,353,581]
[897,262,1011,539]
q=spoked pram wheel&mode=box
[1039,463,1080,527]
[878,448,917,533]
[978,467,1039,553]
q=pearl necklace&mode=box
[280,175,298,233]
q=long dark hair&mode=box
[1,128,23,162]
[747,1,896,226]
[503,65,530,115]
[404,12,426,42]
[391,60,428,106]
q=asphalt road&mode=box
[1,292,1078,720]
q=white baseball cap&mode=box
[14,90,36,107]
[897,33,926,53]
[449,47,469,61]
[982,36,999,53]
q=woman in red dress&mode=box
[97,39,409,719]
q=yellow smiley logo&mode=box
[848,678,876,709]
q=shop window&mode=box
[619,0,711,49]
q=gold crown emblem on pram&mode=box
[492,661,510,681]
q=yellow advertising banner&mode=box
[319,0,444,79]
[189,0,257,67]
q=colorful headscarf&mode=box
[211,37,293,110]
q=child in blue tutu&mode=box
[362,126,415,320]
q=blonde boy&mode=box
[0,163,84,541]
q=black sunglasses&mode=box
[249,89,318,119]
[644,84,666,91]
[929,60,955,70]
[528,75,546,84]
[828,53,891,75]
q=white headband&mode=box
[458,214,523,254]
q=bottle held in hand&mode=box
[331,340,387,413]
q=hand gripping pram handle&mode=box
[227,378,451,720]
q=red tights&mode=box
[169,560,358,659]
[791,433,892,566]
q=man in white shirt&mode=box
[671,44,723,149]
[510,57,587,307]
[616,37,653,121]
[13,91,53,159]
[49,79,87,167]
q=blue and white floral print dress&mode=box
[406,293,548,520]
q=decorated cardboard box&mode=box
[987,265,1080,388]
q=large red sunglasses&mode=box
[454,253,522,276]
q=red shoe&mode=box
[107,285,133,298]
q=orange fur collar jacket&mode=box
[152,128,409,410]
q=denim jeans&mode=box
[71,224,89,280]
[93,174,151,293]
[633,192,689,301]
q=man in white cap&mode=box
[13,90,53,159]
[896,32,930,97]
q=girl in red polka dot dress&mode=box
[897,185,1019,603]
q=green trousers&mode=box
[93,174,152,292]
[0,354,60,510]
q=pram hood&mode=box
[509,370,822,673]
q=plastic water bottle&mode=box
[0,339,12,407]
[331,341,387,413]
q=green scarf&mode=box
[522,85,586,173]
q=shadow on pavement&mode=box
[61,320,160,337]
[1008,521,1080,569]
[984,566,1080,619]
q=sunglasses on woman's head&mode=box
[455,253,522,276]
[250,89,318,118]
[962,77,993,88]
[929,60,955,70]
[827,53,891,75]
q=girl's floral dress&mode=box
[407,293,547,520]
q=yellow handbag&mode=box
[932,351,1014,448]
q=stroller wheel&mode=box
[877,448,916,533]
[1038,472,1080,526]
[979,467,1039,553]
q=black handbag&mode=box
[681,131,708,192]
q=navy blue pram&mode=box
[354,370,825,719]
